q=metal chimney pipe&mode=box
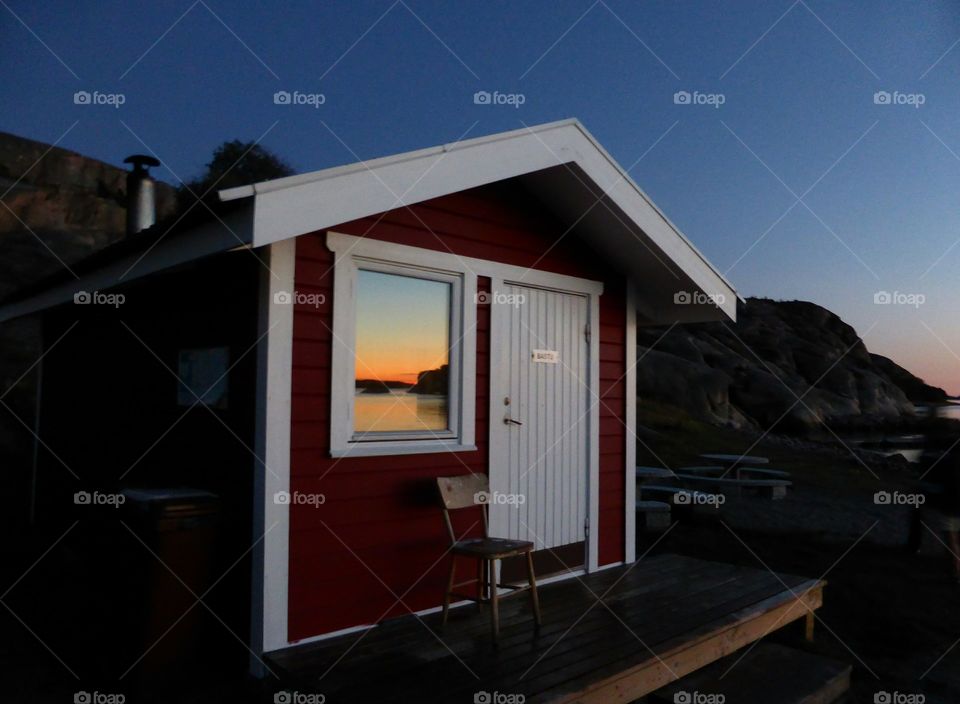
[123,154,160,235]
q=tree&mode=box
[177,140,294,213]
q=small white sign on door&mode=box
[532,349,559,364]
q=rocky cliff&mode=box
[0,131,177,299]
[637,298,944,431]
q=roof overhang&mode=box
[0,119,737,325]
[0,203,253,323]
[221,119,738,323]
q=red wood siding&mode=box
[288,181,626,640]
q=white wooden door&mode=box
[489,282,590,551]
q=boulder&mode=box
[637,298,941,431]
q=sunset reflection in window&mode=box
[354,269,451,434]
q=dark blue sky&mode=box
[3,1,959,391]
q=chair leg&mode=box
[526,551,541,628]
[489,558,499,640]
[477,558,485,607]
[442,556,456,626]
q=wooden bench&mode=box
[640,485,725,511]
[635,500,671,530]
[675,473,792,500]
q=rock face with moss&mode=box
[637,298,944,431]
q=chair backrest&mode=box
[436,473,489,543]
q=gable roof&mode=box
[221,119,737,323]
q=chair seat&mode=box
[451,537,534,558]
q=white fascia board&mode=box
[246,125,586,249]
[220,119,737,322]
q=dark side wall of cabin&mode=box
[287,180,627,640]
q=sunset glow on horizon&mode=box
[354,269,451,384]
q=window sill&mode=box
[329,442,478,458]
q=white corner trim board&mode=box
[253,239,295,656]
[587,290,601,572]
[624,282,638,564]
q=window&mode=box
[328,233,476,456]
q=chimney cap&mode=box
[123,154,160,172]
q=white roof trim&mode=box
[220,118,738,321]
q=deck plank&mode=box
[266,555,824,704]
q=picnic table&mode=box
[680,465,791,480]
[700,453,769,467]
[636,466,677,481]
[698,454,772,493]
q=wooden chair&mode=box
[436,473,541,639]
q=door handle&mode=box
[504,417,523,426]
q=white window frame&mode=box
[327,231,477,457]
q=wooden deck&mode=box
[267,554,824,704]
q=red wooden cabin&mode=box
[1,120,741,678]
